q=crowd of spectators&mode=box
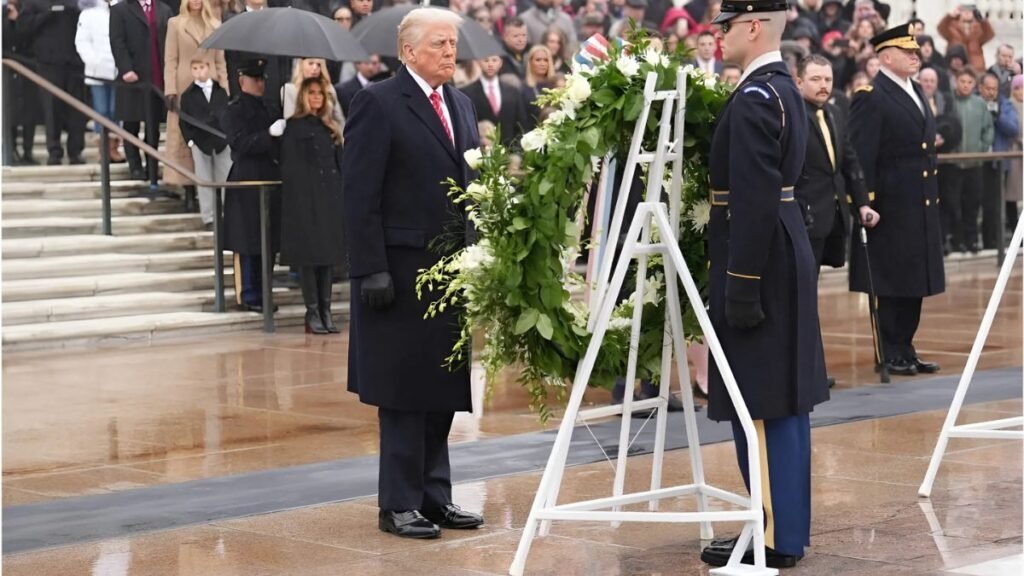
[1,0,1021,247]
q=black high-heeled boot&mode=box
[316,266,339,333]
[300,267,328,334]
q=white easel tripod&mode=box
[509,70,777,576]
[918,212,1024,498]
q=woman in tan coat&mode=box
[164,0,228,186]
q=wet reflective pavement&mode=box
[2,259,1022,574]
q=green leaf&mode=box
[581,127,600,151]
[539,178,554,196]
[624,94,643,121]
[515,308,539,334]
[540,283,563,308]
[592,88,618,106]
[512,216,530,230]
[536,313,554,340]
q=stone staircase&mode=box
[2,151,349,351]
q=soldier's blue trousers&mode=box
[730,414,811,557]
[233,253,263,307]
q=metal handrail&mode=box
[937,151,1024,162]
[2,57,283,332]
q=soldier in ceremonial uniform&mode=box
[699,1,828,570]
[221,59,286,312]
[848,24,945,376]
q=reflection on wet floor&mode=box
[2,260,1021,505]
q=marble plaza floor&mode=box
[2,258,1022,574]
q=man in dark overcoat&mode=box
[342,7,484,540]
[109,0,172,181]
[220,58,284,312]
[699,1,827,570]
[17,0,85,165]
[849,24,945,376]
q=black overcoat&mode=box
[179,82,229,154]
[220,92,281,255]
[279,115,346,266]
[342,66,479,413]
[848,73,945,298]
[109,0,172,122]
[462,79,533,147]
[706,61,828,422]
[794,100,869,267]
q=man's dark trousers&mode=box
[981,162,1004,249]
[38,63,85,161]
[377,408,454,511]
[877,295,922,363]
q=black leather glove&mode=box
[361,271,395,310]
[725,298,765,330]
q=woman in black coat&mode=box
[280,77,346,335]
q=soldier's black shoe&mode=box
[379,510,440,539]
[911,357,940,374]
[422,504,483,529]
[700,536,801,569]
[885,357,918,376]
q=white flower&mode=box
[643,273,664,306]
[521,128,549,152]
[616,54,640,78]
[703,76,718,90]
[463,148,483,170]
[609,316,633,331]
[458,242,494,272]
[565,74,592,103]
[559,98,578,120]
[465,182,488,198]
[591,156,602,174]
[681,63,695,76]
[687,199,711,233]
[643,48,670,68]
[547,109,567,125]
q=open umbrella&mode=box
[352,5,505,61]
[201,7,369,62]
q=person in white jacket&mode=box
[75,0,124,162]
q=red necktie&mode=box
[429,91,453,144]
[142,0,151,15]
[487,83,499,116]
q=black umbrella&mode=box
[352,5,505,61]
[201,7,369,62]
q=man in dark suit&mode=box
[700,1,826,570]
[692,30,724,75]
[109,0,172,180]
[343,8,484,540]
[335,53,381,118]
[221,59,284,312]
[849,24,945,377]
[17,0,85,165]
[462,54,531,148]
[794,54,876,270]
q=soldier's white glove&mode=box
[187,140,194,148]
[269,119,286,137]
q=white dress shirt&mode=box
[195,79,213,102]
[738,50,783,86]
[407,67,453,143]
[880,66,925,115]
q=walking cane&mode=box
[859,216,890,384]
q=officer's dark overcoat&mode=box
[220,92,282,255]
[706,61,829,422]
[847,73,946,298]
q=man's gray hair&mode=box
[397,8,463,63]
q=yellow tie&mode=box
[816,108,836,172]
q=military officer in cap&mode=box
[848,24,945,376]
[221,58,286,312]
[700,0,828,569]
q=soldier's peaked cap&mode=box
[237,58,267,78]
[711,0,791,25]
[870,23,920,53]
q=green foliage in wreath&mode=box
[416,30,731,421]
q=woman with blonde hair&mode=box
[164,0,228,188]
[280,77,346,334]
[282,58,345,130]
[523,45,557,120]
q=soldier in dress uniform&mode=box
[699,1,828,570]
[848,24,945,376]
[221,58,286,312]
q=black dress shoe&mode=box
[68,156,85,165]
[238,303,280,313]
[701,536,801,569]
[884,357,918,376]
[422,504,483,529]
[46,156,62,166]
[911,356,940,374]
[378,510,440,539]
[129,166,147,180]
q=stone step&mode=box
[1,303,351,352]
[1,197,183,219]
[2,163,155,183]
[1,180,154,201]
[2,213,204,238]
[31,131,166,147]
[1,250,224,280]
[2,284,350,325]
[2,269,222,302]
[2,232,213,259]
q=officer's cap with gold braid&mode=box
[870,23,921,53]
[711,0,791,25]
